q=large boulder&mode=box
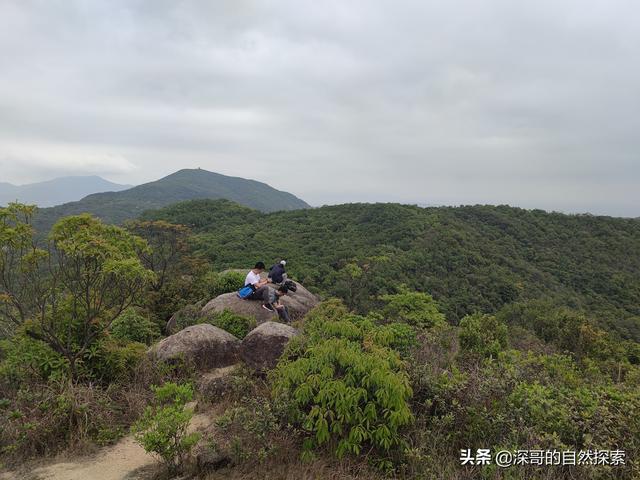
[240,321,298,371]
[201,280,318,324]
[150,324,240,370]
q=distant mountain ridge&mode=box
[33,168,309,233]
[0,176,132,207]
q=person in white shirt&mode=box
[244,261,269,300]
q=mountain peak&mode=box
[0,176,132,207]
[34,169,310,232]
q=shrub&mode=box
[203,309,256,339]
[0,381,116,460]
[458,312,508,358]
[214,396,282,463]
[170,303,204,332]
[273,338,413,461]
[132,382,200,475]
[370,321,418,358]
[0,371,166,463]
[271,300,413,464]
[0,329,148,385]
[380,292,446,329]
[204,271,246,299]
[110,308,160,344]
[0,334,68,383]
[83,339,147,383]
[302,300,418,357]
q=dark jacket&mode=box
[268,263,286,283]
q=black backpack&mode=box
[283,280,297,292]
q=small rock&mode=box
[196,449,232,472]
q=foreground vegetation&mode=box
[201,297,640,479]
[0,200,639,479]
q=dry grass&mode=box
[203,455,385,480]
[0,355,184,466]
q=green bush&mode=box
[271,300,413,463]
[380,292,446,329]
[1,328,149,384]
[404,341,640,478]
[214,396,281,463]
[110,308,160,344]
[369,320,418,358]
[302,300,418,356]
[132,382,200,475]
[0,334,68,383]
[204,271,245,298]
[203,309,256,339]
[458,312,508,358]
[83,339,147,383]
[170,303,204,331]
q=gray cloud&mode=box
[1,0,639,216]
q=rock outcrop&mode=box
[150,324,240,370]
[240,321,298,371]
[197,365,239,401]
[201,280,318,324]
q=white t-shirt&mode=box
[245,270,261,287]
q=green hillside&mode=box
[143,199,640,340]
[3,199,640,478]
[33,168,309,232]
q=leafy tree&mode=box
[125,220,190,292]
[380,291,446,329]
[126,219,210,323]
[458,313,508,359]
[1,209,154,380]
[0,203,48,336]
[202,270,245,299]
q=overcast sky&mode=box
[1,1,639,216]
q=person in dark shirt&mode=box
[268,260,287,284]
[262,285,291,323]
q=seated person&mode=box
[262,285,291,323]
[244,261,269,300]
[268,260,287,284]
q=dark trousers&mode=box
[247,286,268,301]
[276,305,290,323]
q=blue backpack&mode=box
[237,284,255,299]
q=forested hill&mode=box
[33,169,309,233]
[142,199,640,341]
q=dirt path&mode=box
[0,365,239,480]
[2,411,213,480]
[27,435,155,480]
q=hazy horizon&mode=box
[0,169,635,218]
[1,1,639,217]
